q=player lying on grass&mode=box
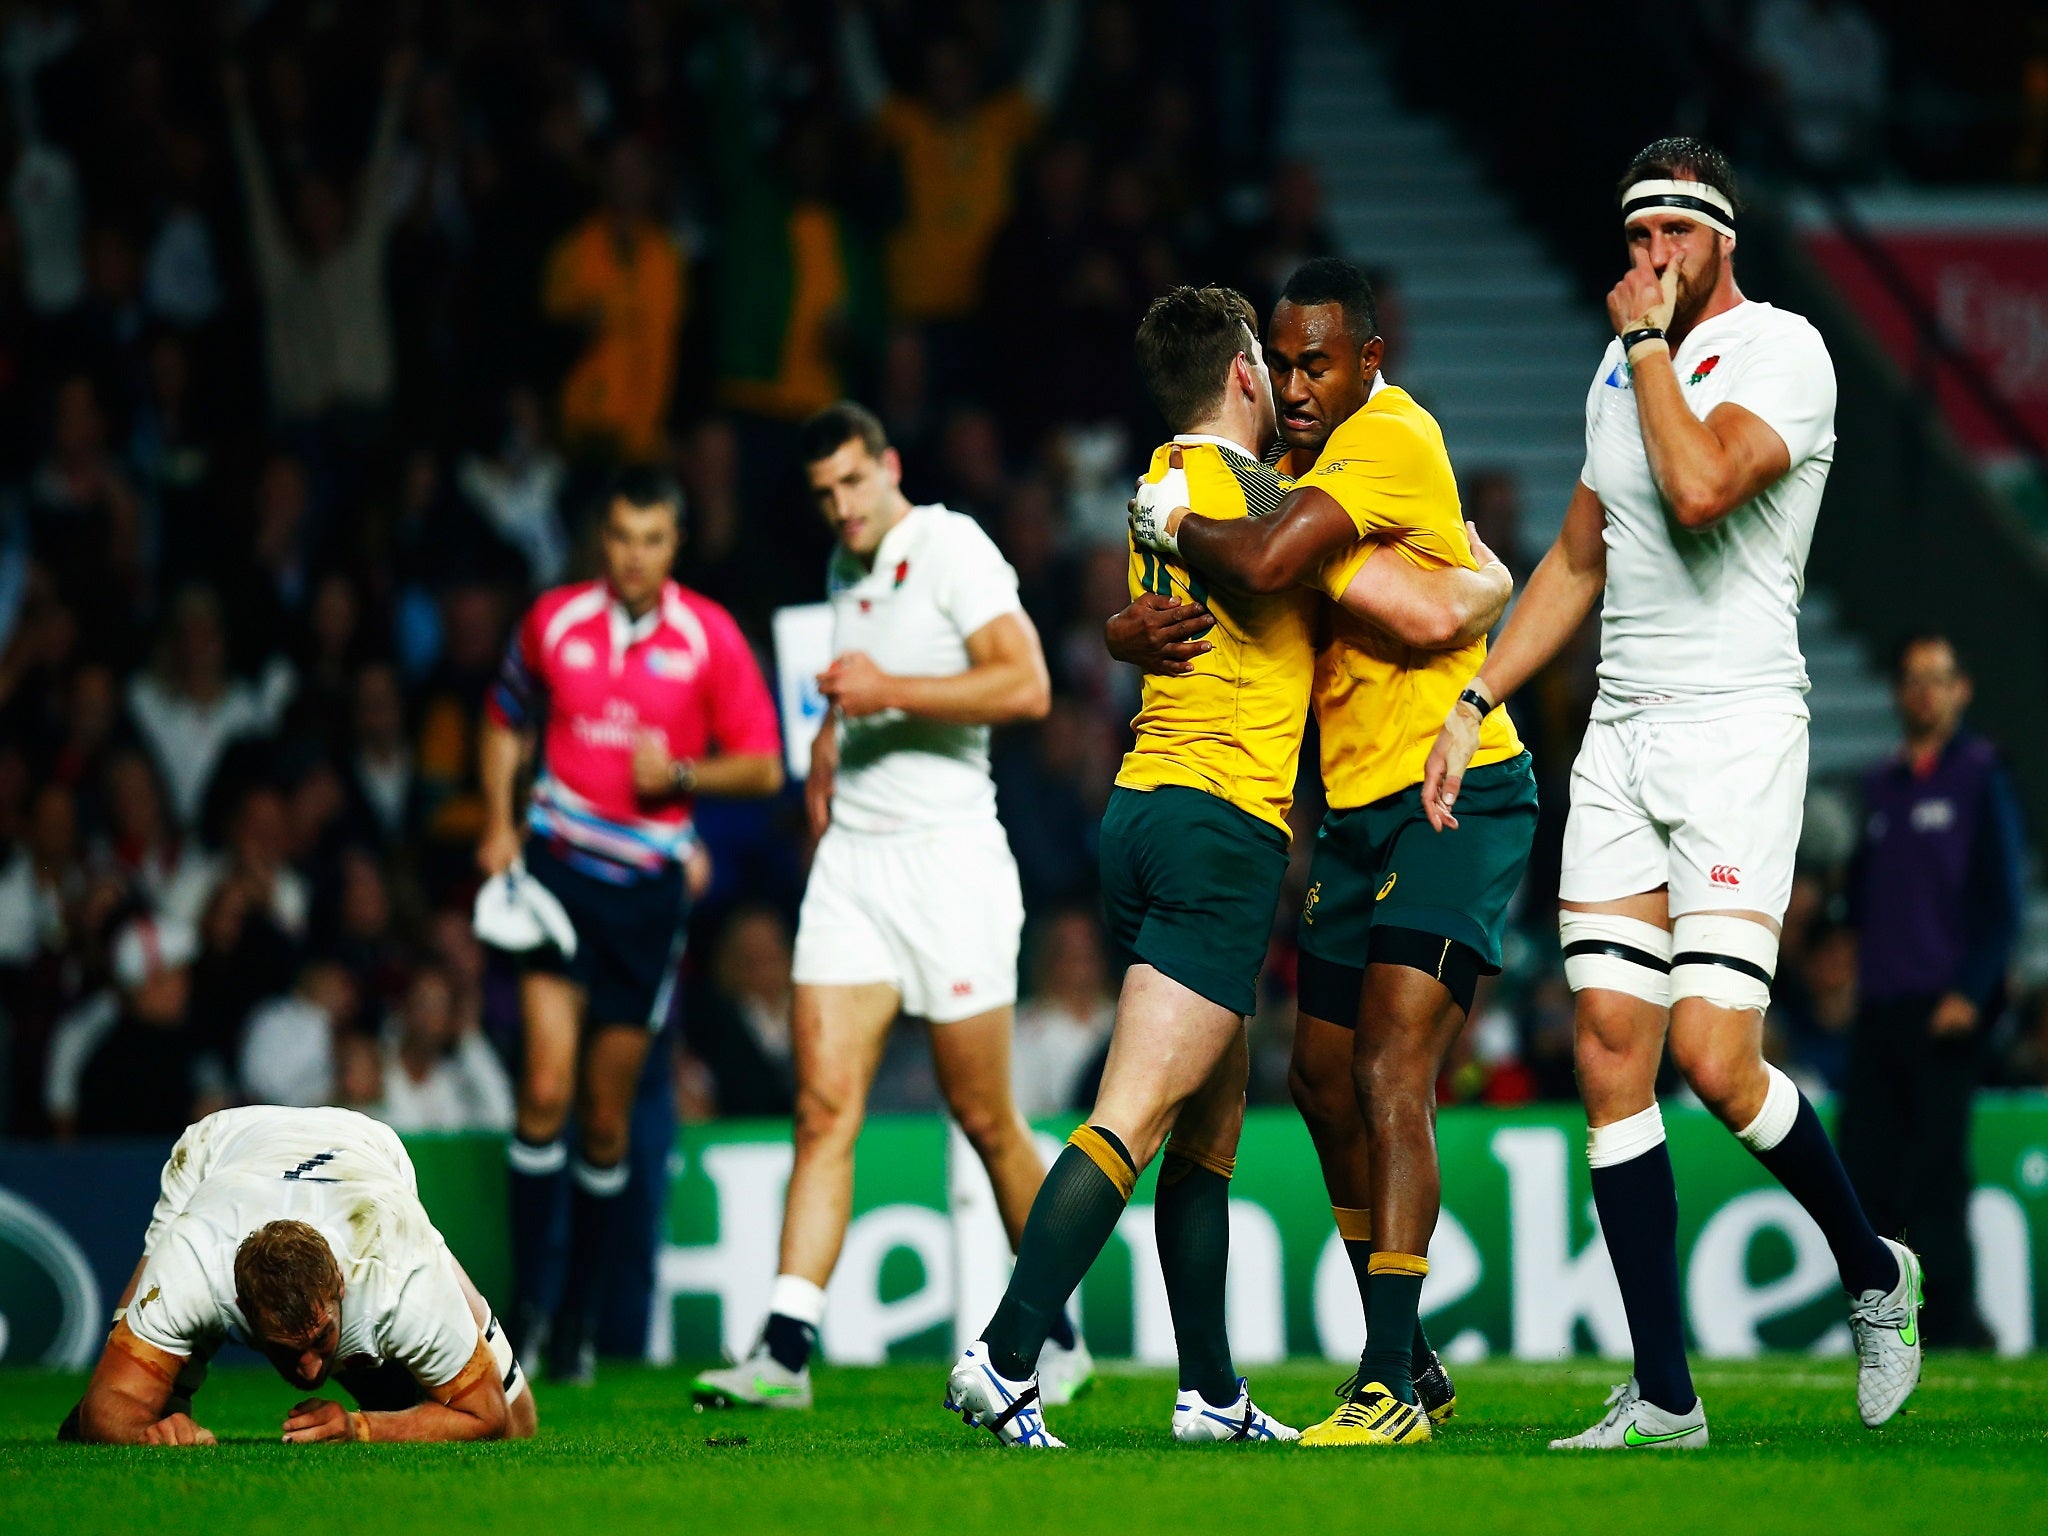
[945,284,1510,1449]
[1125,258,1537,1447]
[64,1106,535,1445]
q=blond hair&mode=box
[234,1220,341,1339]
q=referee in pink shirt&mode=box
[479,469,784,1384]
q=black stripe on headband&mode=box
[1622,193,1736,233]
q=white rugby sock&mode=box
[770,1273,828,1328]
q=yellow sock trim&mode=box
[1331,1205,1374,1243]
[1162,1140,1236,1181]
[1367,1251,1430,1277]
[1067,1125,1137,1201]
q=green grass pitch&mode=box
[3,1357,2043,1536]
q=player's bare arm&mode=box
[476,717,533,877]
[819,609,1051,724]
[1421,481,1608,829]
[805,723,838,839]
[1335,520,1514,650]
[1609,242,1789,528]
[282,1340,513,1444]
[1154,478,1358,597]
[78,1320,212,1446]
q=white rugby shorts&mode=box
[792,819,1024,1023]
[1560,712,1808,922]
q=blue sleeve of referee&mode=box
[1953,759,2026,1008]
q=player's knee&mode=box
[950,1097,1022,1157]
[518,1070,573,1138]
[1668,1031,1763,1125]
[792,1080,861,1152]
[1287,1052,1352,1142]
[1350,1037,1430,1118]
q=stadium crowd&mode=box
[0,0,2039,1147]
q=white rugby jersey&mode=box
[825,505,1025,834]
[1580,299,1836,723]
[125,1107,479,1389]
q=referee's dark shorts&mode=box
[521,839,691,1030]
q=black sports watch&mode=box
[1457,686,1494,720]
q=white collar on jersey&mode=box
[607,597,662,662]
[1368,371,1389,399]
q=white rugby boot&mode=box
[691,1345,813,1410]
[1171,1378,1299,1443]
[944,1341,1064,1447]
[1038,1335,1096,1407]
[1549,1378,1708,1450]
[1850,1237,1924,1428]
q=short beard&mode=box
[1671,240,1724,332]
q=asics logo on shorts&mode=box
[1376,873,1398,901]
[1709,864,1741,887]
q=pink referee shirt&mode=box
[487,578,781,880]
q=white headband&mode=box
[1621,178,1736,239]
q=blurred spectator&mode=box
[1011,908,1115,1117]
[345,662,417,848]
[1772,920,1858,1091]
[1749,0,1889,176]
[27,373,143,631]
[374,961,514,1132]
[1226,159,1336,318]
[543,136,683,462]
[456,385,570,589]
[838,0,1075,330]
[1840,635,2023,1348]
[686,905,797,1117]
[50,915,224,1138]
[90,747,211,926]
[127,586,293,829]
[224,52,409,426]
[240,960,360,1108]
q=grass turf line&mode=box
[1,1356,2042,1536]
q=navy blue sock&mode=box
[1590,1141,1694,1414]
[506,1135,568,1335]
[1747,1093,1898,1297]
[556,1157,629,1334]
[763,1313,817,1373]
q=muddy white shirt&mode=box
[1580,299,1836,723]
[825,505,1024,834]
[125,1107,479,1389]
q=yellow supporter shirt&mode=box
[544,216,686,459]
[1115,438,1318,835]
[1301,385,1523,809]
[875,91,1040,321]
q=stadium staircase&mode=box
[1277,2,1898,785]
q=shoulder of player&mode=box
[1316,395,1436,475]
[527,579,610,647]
[913,504,1014,566]
[1717,300,1831,360]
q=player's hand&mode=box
[282,1399,356,1443]
[1128,446,1191,557]
[1607,244,1678,339]
[1421,703,1484,832]
[1104,594,1214,676]
[817,652,896,719]
[631,733,676,797]
[1929,992,1978,1038]
[477,822,521,879]
[685,839,715,900]
[141,1413,217,1447]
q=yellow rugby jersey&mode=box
[1115,438,1317,835]
[1300,385,1523,810]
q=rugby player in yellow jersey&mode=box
[945,285,1510,1449]
[1127,259,1539,1446]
